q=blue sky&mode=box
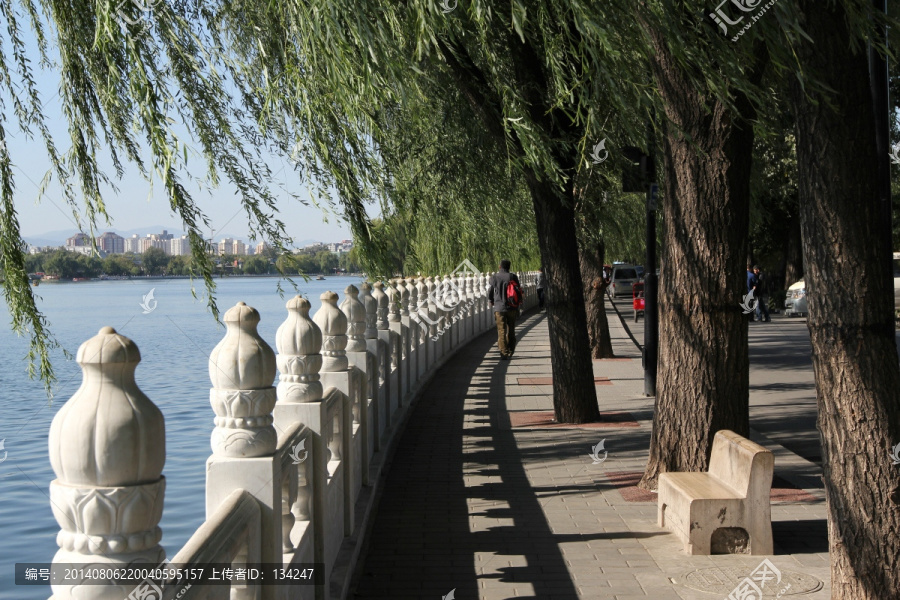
[7,20,352,245]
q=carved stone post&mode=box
[340,285,372,483]
[482,273,494,331]
[397,279,410,317]
[372,282,394,434]
[396,279,412,402]
[275,296,324,406]
[405,277,420,388]
[313,292,357,533]
[359,283,382,451]
[48,327,165,600]
[442,274,456,353]
[270,296,321,565]
[415,277,430,374]
[425,276,442,363]
[388,281,407,407]
[206,302,282,580]
[273,296,329,577]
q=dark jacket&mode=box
[488,269,520,313]
[747,270,759,294]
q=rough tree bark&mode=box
[579,241,615,359]
[791,2,900,597]
[526,174,602,423]
[638,31,763,490]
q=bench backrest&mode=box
[708,430,774,497]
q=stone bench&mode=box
[657,429,774,555]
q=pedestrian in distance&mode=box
[753,265,771,322]
[536,268,546,311]
[488,259,523,360]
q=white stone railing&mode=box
[46,270,538,600]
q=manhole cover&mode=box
[681,566,824,596]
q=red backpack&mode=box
[505,279,523,310]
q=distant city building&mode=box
[255,242,268,255]
[169,236,191,256]
[64,232,106,257]
[124,234,141,253]
[217,238,246,255]
[99,232,125,255]
[65,233,90,249]
[326,239,354,254]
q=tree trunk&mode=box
[527,174,601,423]
[579,241,615,359]
[784,211,803,285]
[638,30,761,490]
[791,3,900,597]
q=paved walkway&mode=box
[351,302,830,599]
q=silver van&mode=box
[610,264,641,298]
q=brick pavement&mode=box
[351,304,831,599]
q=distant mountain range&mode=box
[22,226,323,249]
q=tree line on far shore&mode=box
[23,246,361,279]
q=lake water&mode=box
[0,276,363,599]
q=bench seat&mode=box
[657,430,774,555]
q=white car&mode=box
[784,280,807,317]
[785,257,900,318]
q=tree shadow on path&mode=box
[351,312,660,599]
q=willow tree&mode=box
[210,1,654,423]
[636,3,769,488]
[789,1,900,595]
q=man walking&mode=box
[488,259,521,360]
[536,268,546,311]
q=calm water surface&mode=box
[0,276,362,598]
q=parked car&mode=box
[610,264,641,298]
[784,280,807,317]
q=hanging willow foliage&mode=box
[1,0,891,394]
